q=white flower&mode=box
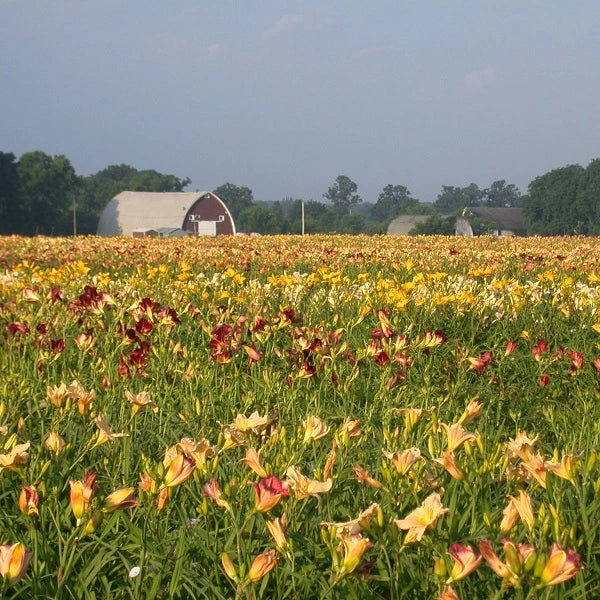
[129,566,141,578]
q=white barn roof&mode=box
[97,191,232,236]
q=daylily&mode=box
[162,452,195,488]
[440,423,477,453]
[302,415,330,443]
[46,382,69,407]
[459,399,483,425]
[0,442,30,472]
[506,431,539,461]
[266,517,288,551]
[125,390,158,414]
[382,447,423,475]
[335,418,361,446]
[434,452,465,481]
[103,487,139,512]
[545,453,577,483]
[177,437,216,468]
[477,539,519,586]
[18,486,39,517]
[322,503,381,536]
[247,549,278,583]
[203,478,231,511]
[538,542,581,586]
[352,464,386,489]
[394,492,449,543]
[0,543,32,584]
[438,586,459,600]
[520,452,547,488]
[336,534,372,577]
[69,470,97,523]
[446,542,481,583]
[241,447,268,478]
[93,414,129,446]
[286,466,332,500]
[500,490,535,532]
[232,411,270,435]
[249,476,289,512]
[44,431,66,456]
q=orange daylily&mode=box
[538,542,582,586]
[446,542,481,583]
[69,470,97,523]
[241,447,268,478]
[162,452,195,488]
[249,476,289,512]
[247,549,279,583]
[0,543,32,584]
[336,534,372,577]
[434,452,465,481]
[18,486,39,517]
[103,487,139,512]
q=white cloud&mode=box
[263,14,306,38]
[460,67,497,94]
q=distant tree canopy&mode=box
[1,148,599,237]
[323,175,362,215]
[373,184,420,220]
[213,183,254,222]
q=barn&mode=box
[96,191,236,237]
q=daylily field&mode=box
[0,234,599,599]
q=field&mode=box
[0,234,599,599]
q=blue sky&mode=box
[2,1,600,204]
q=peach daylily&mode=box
[286,466,332,500]
[44,431,66,456]
[434,452,464,481]
[506,432,539,461]
[500,490,535,532]
[102,487,139,512]
[382,447,423,475]
[125,390,158,414]
[203,478,231,511]
[46,382,69,407]
[241,447,268,478]
[266,517,288,552]
[336,534,372,577]
[440,423,477,453]
[302,415,330,443]
[545,453,578,483]
[247,549,278,583]
[177,437,216,469]
[446,542,481,583]
[477,539,519,586]
[0,543,32,584]
[162,453,196,488]
[394,492,449,543]
[335,418,361,446]
[538,542,582,587]
[93,414,129,446]
[232,411,270,436]
[438,586,459,600]
[520,452,547,488]
[0,442,30,472]
[352,464,386,489]
[322,503,381,536]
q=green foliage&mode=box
[409,213,456,235]
[213,183,254,222]
[373,185,420,221]
[0,152,18,234]
[482,180,521,208]
[523,164,586,235]
[323,176,362,215]
[434,183,483,213]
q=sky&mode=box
[2,1,600,205]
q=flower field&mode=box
[0,233,599,599]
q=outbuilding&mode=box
[97,191,236,237]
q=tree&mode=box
[574,159,600,235]
[523,164,585,235]
[434,184,483,213]
[75,164,191,234]
[237,205,279,234]
[213,183,254,222]
[482,180,521,207]
[323,175,362,215]
[15,151,78,235]
[0,152,19,234]
[409,213,456,235]
[373,184,419,221]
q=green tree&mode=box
[409,213,455,235]
[323,175,362,215]
[237,205,279,234]
[523,164,584,235]
[482,180,521,207]
[574,159,600,235]
[15,151,78,235]
[434,183,483,213]
[0,152,19,234]
[373,184,419,220]
[76,164,191,234]
[213,183,254,222]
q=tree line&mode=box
[1,149,599,236]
